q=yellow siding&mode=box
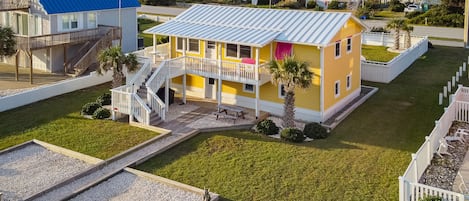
[172,74,205,88]
[323,19,362,110]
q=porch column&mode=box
[165,78,169,112]
[217,43,222,107]
[15,51,19,81]
[182,38,187,104]
[270,43,273,61]
[182,74,186,104]
[29,51,33,84]
[255,47,260,118]
[168,36,172,58]
[63,45,67,75]
[153,34,157,63]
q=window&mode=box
[243,84,254,93]
[60,14,81,31]
[3,12,10,27]
[226,43,251,59]
[279,84,286,99]
[346,74,351,90]
[32,15,42,36]
[208,78,215,85]
[188,39,199,52]
[176,37,184,50]
[176,38,199,52]
[88,13,96,28]
[346,37,352,53]
[226,44,238,57]
[335,41,341,58]
[334,81,340,97]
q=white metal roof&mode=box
[144,4,364,47]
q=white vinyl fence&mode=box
[399,86,469,201]
[0,71,113,112]
[361,32,428,83]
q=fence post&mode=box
[464,62,466,72]
[425,136,432,166]
[450,95,454,104]
[459,66,463,76]
[439,93,443,105]
[444,86,448,98]
[412,153,418,182]
[399,176,406,201]
[456,72,460,82]
[448,81,452,93]
[452,76,456,87]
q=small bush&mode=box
[256,119,279,135]
[82,102,102,115]
[405,10,423,18]
[418,195,442,201]
[313,6,324,11]
[307,0,317,9]
[327,0,346,9]
[370,26,390,33]
[96,93,111,105]
[389,0,404,12]
[280,127,305,143]
[355,7,370,19]
[303,122,328,139]
[277,1,301,9]
[93,108,111,119]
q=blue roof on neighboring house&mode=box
[39,0,140,14]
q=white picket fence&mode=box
[399,86,469,201]
[361,32,428,83]
[0,71,113,112]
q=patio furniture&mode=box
[437,138,454,157]
[458,172,469,194]
[211,111,237,123]
[218,104,245,119]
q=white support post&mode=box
[456,72,460,82]
[444,86,448,98]
[459,66,463,76]
[165,78,169,112]
[439,93,443,105]
[270,43,273,61]
[467,55,469,64]
[452,76,456,87]
[168,36,172,59]
[217,43,222,107]
[255,47,260,118]
[111,91,116,120]
[464,62,467,72]
[398,177,406,201]
[182,74,186,104]
[448,81,452,93]
[425,136,432,164]
[450,94,454,104]
[153,34,157,63]
[412,153,418,182]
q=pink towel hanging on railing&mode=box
[241,58,256,64]
[275,42,293,60]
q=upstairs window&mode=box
[176,38,199,52]
[335,41,341,58]
[335,81,340,97]
[176,37,184,51]
[88,13,96,28]
[226,44,252,59]
[60,14,81,32]
[346,37,352,53]
[346,74,351,90]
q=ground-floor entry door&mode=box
[205,77,217,100]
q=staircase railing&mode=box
[131,94,151,124]
[145,60,169,121]
[64,41,92,73]
[73,27,114,76]
[127,57,152,93]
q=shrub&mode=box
[327,0,346,9]
[277,1,301,9]
[303,122,328,139]
[280,127,305,142]
[370,26,390,33]
[313,6,324,11]
[389,0,404,12]
[405,10,423,18]
[82,102,102,115]
[418,195,442,201]
[96,93,111,106]
[93,108,111,119]
[307,0,317,9]
[256,119,279,135]
[355,7,370,19]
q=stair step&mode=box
[150,113,163,126]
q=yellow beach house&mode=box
[139,4,365,123]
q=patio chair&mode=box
[458,172,469,194]
[437,138,453,157]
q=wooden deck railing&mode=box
[15,25,121,51]
[73,28,115,76]
[0,0,29,11]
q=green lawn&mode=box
[362,45,400,62]
[138,46,469,200]
[372,11,405,19]
[138,18,162,47]
[0,84,158,159]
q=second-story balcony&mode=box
[15,25,121,51]
[0,0,30,12]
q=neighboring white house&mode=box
[0,0,139,75]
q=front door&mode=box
[205,77,217,100]
[205,41,217,60]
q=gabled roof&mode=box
[144,4,365,47]
[39,0,140,15]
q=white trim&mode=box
[171,84,321,122]
[224,43,253,59]
[243,83,255,93]
[346,74,351,91]
[278,84,285,99]
[346,37,352,54]
[320,47,324,122]
[334,80,340,98]
[323,87,360,122]
[334,40,341,59]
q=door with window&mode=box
[205,41,217,64]
[205,77,217,100]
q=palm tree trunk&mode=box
[283,91,296,128]
[112,66,123,88]
[405,31,411,49]
[394,29,400,50]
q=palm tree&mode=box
[386,19,406,50]
[97,46,139,88]
[0,26,16,57]
[402,23,414,49]
[268,56,314,128]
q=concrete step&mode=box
[150,113,163,126]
